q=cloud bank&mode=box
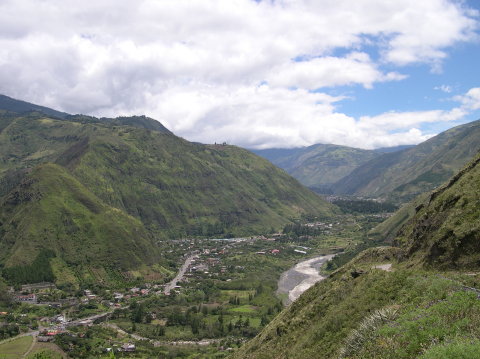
[0,0,478,148]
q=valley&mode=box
[0,208,385,358]
[0,95,479,359]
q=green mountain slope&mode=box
[70,132,335,237]
[0,111,335,238]
[0,97,336,285]
[0,163,160,283]
[0,94,69,119]
[230,246,480,359]
[396,152,480,268]
[334,120,480,202]
[253,144,380,191]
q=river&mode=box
[277,254,335,305]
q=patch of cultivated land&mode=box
[0,336,33,359]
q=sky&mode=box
[0,0,479,149]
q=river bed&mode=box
[277,254,335,305]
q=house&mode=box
[271,249,280,254]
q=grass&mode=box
[27,342,66,359]
[230,244,480,359]
[228,305,257,314]
[0,336,33,359]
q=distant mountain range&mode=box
[254,120,480,203]
[0,94,335,286]
[333,120,480,202]
[252,144,381,192]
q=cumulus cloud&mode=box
[454,87,480,111]
[267,52,406,90]
[0,0,478,148]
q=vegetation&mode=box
[0,335,33,358]
[0,99,335,286]
[253,144,379,190]
[333,119,480,203]
[397,152,480,268]
[230,152,480,359]
[332,198,398,214]
[2,250,55,285]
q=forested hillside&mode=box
[333,120,480,202]
[0,96,335,286]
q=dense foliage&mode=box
[332,199,398,214]
[333,119,480,203]
[2,249,55,284]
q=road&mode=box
[163,254,197,295]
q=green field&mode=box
[0,336,33,359]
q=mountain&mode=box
[0,94,69,119]
[333,120,480,202]
[396,152,480,268]
[253,144,380,192]
[374,145,415,153]
[0,163,160,285]
[0,96,336,285]
[231,153,480,359]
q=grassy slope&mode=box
[254,144,379,189]
[231,153,480,359]
[0,162,159,271]
[368,192,429,242]
[0,113,335,238]
[0,112,335,285]
[71,129,336,237]
[334,120,480,203]
[230,247,480,359]
[397,152,480,269]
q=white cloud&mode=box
[454,87,480,110]
[0,0,478,149]
[434,85,453,93]
[267,52,406,90]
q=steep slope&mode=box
[230,246,480,359]
[334,120,480,202]
[66,124,336,237]
[396,152,480,268]
[231,153,480,359]
[0,94,68,119]
[0,110,335,240]
[253,144,380,191]
[0,163,161,284]
[368,193,429,242]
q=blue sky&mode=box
[334,33,480,136]
[0,0,479,149]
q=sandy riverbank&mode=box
[277,254,335,305]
